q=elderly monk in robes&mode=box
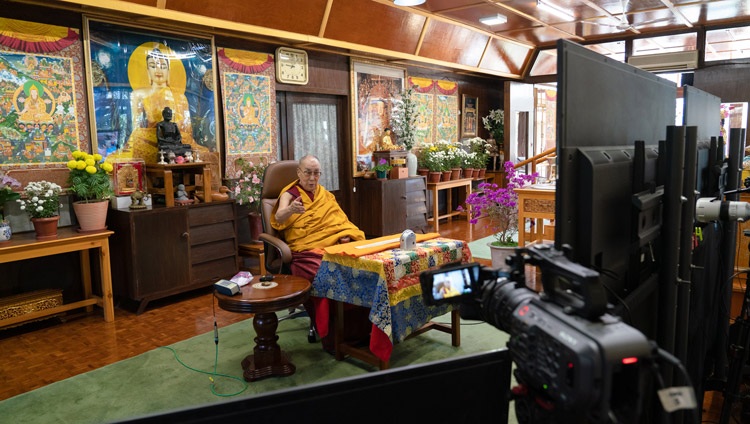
[271,155,370,349]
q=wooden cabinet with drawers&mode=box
[355,176,428,238]
[108,201,238,313]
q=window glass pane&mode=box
[706,26,750,61]
[633,33,697,55]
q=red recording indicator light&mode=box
[518,305,529,316]
[622,357,638,365]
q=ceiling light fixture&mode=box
[394,0,426,6]
[479,14,508,26]
[537,0,575,22]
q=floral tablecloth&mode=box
[312,237,472,361]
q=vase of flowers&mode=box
[482,109,504,144]
[0,172,21,243]
[67,150,114,232]
[234,156,271,242]
[18,180,63,240]
[459,161,536,267]
[373,158,392,180]
[390,85,420,176]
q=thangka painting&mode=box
[84,18,219,170]
[217,47,276,178]
[351,60,405,175]
[407,76,458,146]
[0,17,89,170]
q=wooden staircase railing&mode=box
[513,147,557,176]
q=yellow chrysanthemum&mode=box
[101,162,113,173]
[93,154,102,162]
[66,160,77,169]
[85,158,95,166]
[85,165,97,174]
[76,160,87,170]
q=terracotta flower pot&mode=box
[427,171,441,183]
[31,216,60,240]
[417,168,430,177]
[441,171,452,182]
[73,200,109,232]
[450,168,461,180]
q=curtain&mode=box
[292,103,339,191]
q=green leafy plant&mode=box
[17,180,62,219]
[0,172,21,222]
[66,150,114,202]
[459,161,536,246]
[390,85,419,151]
[482,109,504,142]
[233,156,271,214]
[372,158,393,173]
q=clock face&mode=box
[276,47,308,85]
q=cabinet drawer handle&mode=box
[401,196,407,199]
[182,232,189,238]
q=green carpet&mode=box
[469,235,494,259]
[0,313,510,424]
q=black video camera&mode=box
[420,244,653,424]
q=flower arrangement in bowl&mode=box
[233,156,271,214]
[372,158,392,179]
[66,150,114,203]
[459,161,536,247]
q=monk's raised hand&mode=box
[291,197,305,214]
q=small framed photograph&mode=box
[461,94,478,138]
[112,160,145,195]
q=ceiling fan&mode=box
[581,0,668,34]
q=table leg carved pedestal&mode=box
[240,312,296,381]
[215,274,311,382]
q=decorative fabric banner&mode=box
[0,17,89,171]
[217,48,273,74]
[408,76,434,93]
[218,47,277,178]
[0,18,78,53]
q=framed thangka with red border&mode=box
[217,47,276,178]
[0,17,90,175]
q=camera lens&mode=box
[482,278,537,333]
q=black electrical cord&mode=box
[650,342,702,424]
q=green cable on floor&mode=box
[159,345,248,397]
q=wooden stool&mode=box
[238,242,266,276]
[145,163,212,207]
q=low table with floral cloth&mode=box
[312,233,472,369]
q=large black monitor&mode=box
[682,85,722,196]
[118,349,512,424]
[554,40,676,337]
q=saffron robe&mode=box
[270,180,365,252]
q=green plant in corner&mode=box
[390,85,420,151]
[482,109,504,142]
[0,172,21,222]
[66,150,114,202]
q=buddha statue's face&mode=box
[147,56,169,86]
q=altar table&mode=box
[312,237,472,368]
[0,227,115,328]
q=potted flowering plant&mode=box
[67,150,114,232]
[372,158,392,179]
[459,161,536,266]
[482,109,504,142]
[234,156,271,242]
[0,172,21,242]
[18,180,63,240]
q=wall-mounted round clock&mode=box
[275,47,309,85]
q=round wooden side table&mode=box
[214,274,311,382]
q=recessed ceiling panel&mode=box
[481,38,532,75]
[326,1,426,54]
[419,19,489,65]
[167,0,329,35]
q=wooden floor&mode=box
[0,216,731,422]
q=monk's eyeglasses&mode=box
[299,169,322,177]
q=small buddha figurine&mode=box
[379,128,399,151]
[156,107,192,158]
